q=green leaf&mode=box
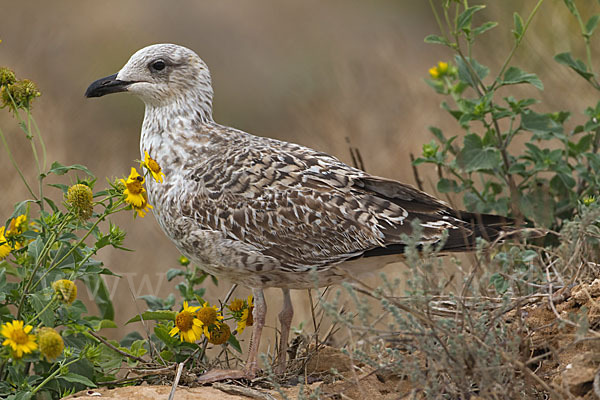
[27,237,44,264]
[473,21,498,36]
[166,268,186,281]
[82,275,114,320]
[513,12,524,39]
[228,334,242,353]
[457,134,501,172]
[92,319,118,330]
[501,66,543,90]
[48,183,70,193]
[437,178,460,193]
[59,372,97,388]
[455,55,489,89]
[490,273,509,294]
[424,77,446,94]
[129,339,148,358]
[428,126,446,143]
[563,0,579,17]
[585,15,600,36]
[126,310,176,324]
[48,161,92,177]
[424,34,449,46]
[554,52,594,80]
[160,349,174,362]
[120,331,144,347]
[521,110,564,140]
[457,5,485,32]
[154,322,178,346]
[139,295,168,311]
[10,392,32,400]
[29,292,55,327]
[571,134,594,154]
[552,172,576,190]
[43,197,59,212]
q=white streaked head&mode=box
[86,44,214,113]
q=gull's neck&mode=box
[140,88,216,168]
[142,86,213,130]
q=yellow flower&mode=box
[583,195,596,206]
[0,226,11,259]
[1,320,37,358]
[37,327,64,361]
[6,214,27,236]
[4,214,29,251]
[169,301,203,343]
[228,298,245,313]
[66,184,94,220]
[196,302,224,339]
[428,66,439,79]
[237,295,254,334]
[52,279,77,304]
[437,61,449,74]
[141,151,165,183]
[429,61,449,79]
[207,323,231,345]
[120,167,153,217]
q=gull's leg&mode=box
[275,288,293,375]
[197,288,266,383]
[244,288,266,376]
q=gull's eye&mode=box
[150,60,166,72]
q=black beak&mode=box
[85,73,132,98]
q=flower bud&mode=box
[66,184,94,220]
[52,279,77,304]
[38,327,64,361]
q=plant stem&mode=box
[30,357,81,396]
[30,113,47,171]
[31,200,126,292]
[16,216,72,319]
[428,0,450,44]
[492,0,545,90]
[0,126,37,200]
[492,116,523,221]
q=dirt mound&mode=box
[519,279,600,398]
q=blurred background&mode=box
[1,0,599,347]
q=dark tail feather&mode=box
[442,215,510,251]
[442,210,543,252]
[360,211,544,259]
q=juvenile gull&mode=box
[85,43,513,381]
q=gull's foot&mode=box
[197,368,255,384]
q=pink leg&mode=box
[275,288,293,375]
[197,288,266,383]
[244,288,266,375]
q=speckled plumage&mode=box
[99,43,512,289]
[86,44,513,379]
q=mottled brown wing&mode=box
[180,154,453,271]
[181,182,406,271]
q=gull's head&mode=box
[85,44,213,108]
